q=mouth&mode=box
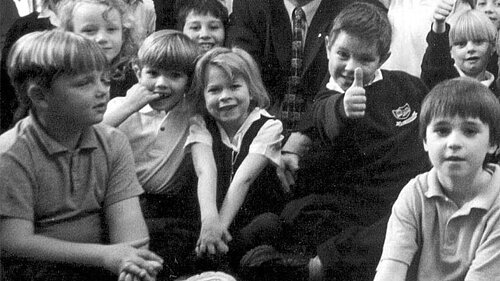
[445,156,465,162]
[93,103,107,112]
[219,104,237,111]
[154,91,172,99]
[198,43,215,52]
[465,56,480,63]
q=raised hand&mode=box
[124,84,161,112]
[433,0,455,33]
[343,67,366,118]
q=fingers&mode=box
[276,167,291,193]
[351,67,364,88]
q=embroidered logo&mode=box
[392,103,417,127]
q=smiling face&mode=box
[182,11,225,53]
[136,65,188,112]
[476,0,500,29]
[450,39,493,79]
[46,71,110,127]
[204,65,250,135]
[72,2,123,62]
[326,31,387,91]
[424,116,497,183]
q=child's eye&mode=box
[230,84,241,90]
[81,28,97,35]
[337,51,349,59]
[433,127,450,136]
[145,69,159,77]
[209,23,222,30]
[454,41,467,48]
[189,25,201,31]
[206,86,221,94]
[168,71,184,79]
[463,128,478,137]
[472,39,487,45]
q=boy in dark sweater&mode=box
[278,2,431,280]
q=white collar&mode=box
[454,65,495,88]
[326,69,384,93]
[283,0,322,28]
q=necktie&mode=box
[281,7,306,133]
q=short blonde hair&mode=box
[7,30,108,109]
[190,47,270,114]
[449,10,497,47]
[135,30,200,80]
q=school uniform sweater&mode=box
[313,70,431,208]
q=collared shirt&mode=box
[107,98,191,194]
[326,69,384,93]
[185,107,283,167]
[379,164,500,280]
[0,114,143,243]
[454,65,495,88]
[283,0,321,40]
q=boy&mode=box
[375,77,500,280]
[0,30,162,281]
[102,30,200,277]
[175,0,228,53]
[274,2,430,280]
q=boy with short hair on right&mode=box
[375,77,500,280]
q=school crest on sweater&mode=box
[392,103,417,127]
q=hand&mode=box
[102,237,163,281]
[196,216,232,257]
[277,152,300,193]
[124,84,160,112]
[343,68,366,118]
[433,0,455,32]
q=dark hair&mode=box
[190,47,269,114]
[175,0,229,30]
[327,2,391,58]
[7,30,108,110]
[134,30,200,84]
[419,77,500,146]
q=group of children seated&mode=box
[2,0,500,281]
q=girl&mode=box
[186,47,285,259]
[421,3,498,95]
[57,0,139,99]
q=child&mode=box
[421,2,498,95]
[374,77,500,280]
[175,0,228,53]
[186,47,285,264]
[102,29,200,278]
[0,30,162,281]
[273,2,431,280]
[57,0,139,99]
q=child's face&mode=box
[183,11,225,53]
[476,0,500,29]
[46,70,109,126]
[135,66,188,112]
[326,31,388,92]
[424,115,497,183]
[72,2,123,62]
[204,65,250,133]
[450,40,492,78]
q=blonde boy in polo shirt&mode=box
[375,77,500,280]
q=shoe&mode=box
[239,245,310,281]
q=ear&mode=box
[488,143,498,155]
[325,36,331,60]
[27,83,49,110]
[423,138,429,152]
[133,64,142,80]
[378,51,391,67]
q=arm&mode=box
[373,260,408,281]
[219,153,268,229]
[421,0,456,89]
[0,218,158,279]
[191,142,231,256]
[102,84,160,127]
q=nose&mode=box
[345,58,361,72]
[465,41,477,53]
[199,25,210,39]
[446,130,463,150]
[95,30,108,45]
[218,88,231,101]
[96,79,109,99]
[484,3,493,13]
[155,75,170,90]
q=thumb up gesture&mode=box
[343,67,366,118]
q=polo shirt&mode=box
[0,115,143,243]
[107,98,191,195]
[378,164,500,280]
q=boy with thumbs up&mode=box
[277,2,431,280]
